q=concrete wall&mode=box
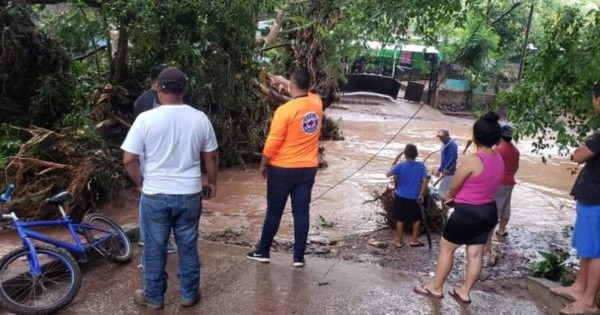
[433,89,496,113]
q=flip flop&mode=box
[559,303,600,315]
[495,231,508,237]
[395,242,405,248]
[449,289,471,304]
[550,287,576,302]
[413,285,444,299]
[409,242,425,247]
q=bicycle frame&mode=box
[2,204,113,276]
[1,185,116,277]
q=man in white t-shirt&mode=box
[134,64,178,254]
[121,67,218,310]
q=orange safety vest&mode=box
[263,93,323,168]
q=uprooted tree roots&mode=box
[367,187,447,235]
[4,127,125,221]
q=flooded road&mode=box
[91,94,579,250]
[0,94,579,276]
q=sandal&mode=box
[395,242,404,248]
[449,289,471,304]
[413,285,444,299]
[495,231,508,237]
[560,303,600,315]
[409,242,425,247]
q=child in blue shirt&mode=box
[387,144,430,248]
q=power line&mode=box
[311,101,426,204]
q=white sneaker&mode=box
[167,237,178,254]
[293,258,305,268]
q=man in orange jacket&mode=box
[247,68,323,267]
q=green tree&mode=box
[499,6,600,154]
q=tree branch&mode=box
[11,157,74,170]
[491,2,522,25]
[261,42,292,52]
[73,45,107,61]
[20,0,101,7]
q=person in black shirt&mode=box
[133,64,168,118]
[551,83,600,315]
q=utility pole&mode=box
[518,2,534,80]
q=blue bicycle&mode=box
[0,184,132,315]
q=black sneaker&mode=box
[293,257,305,268]
[246,251,270,263]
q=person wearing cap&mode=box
[435,129,458,202]
[246,68,323,268]
[493,125,520,237]
[121,67,218,309]
[133,64,178,255]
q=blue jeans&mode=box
[140,193,202,304]
[257,167,317,259]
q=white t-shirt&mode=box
[121,105,218,195]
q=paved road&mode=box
[43,241,545,315]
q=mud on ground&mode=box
[202,221,573,303]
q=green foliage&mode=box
[530,250,569,282]
[500,7,600,154]
[0,127,22,170]
[0,3,70,127]
[342,0,478,45]
[448,18,500,86]
[318,214,335,228]
[124,0,271,166]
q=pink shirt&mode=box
[495,142,520,186]
[455,152,505,205]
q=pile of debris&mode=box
[371,185,447,235]
[5,127,124,221]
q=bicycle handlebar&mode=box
[0,184,15,203]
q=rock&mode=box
[308,230,320,236]
[367,238,387,249]
[313,247,325,254]
[308,235,331,246]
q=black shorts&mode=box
[392,196,422,224]
[443,202,498,245]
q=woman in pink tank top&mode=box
[415,112,505,304]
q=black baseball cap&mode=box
[501,125,514,137]
[158,67,188,91]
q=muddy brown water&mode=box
[0,95,579,292]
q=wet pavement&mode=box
[50,241,544,315]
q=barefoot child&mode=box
[387,144,430,248]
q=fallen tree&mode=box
[4,126,124,221]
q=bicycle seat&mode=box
[45,192,73,206]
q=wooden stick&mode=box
[11,157,74,170]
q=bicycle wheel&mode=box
[82,213,132,264]
[0,245,81,315]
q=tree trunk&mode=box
[110,17,130,84]
[294,0,342,109]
